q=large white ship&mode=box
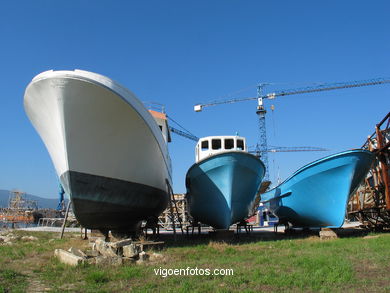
[24,70,172,233]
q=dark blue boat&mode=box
[185,136,266,229]
[261,150,374,228]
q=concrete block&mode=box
[21,236,38,241]
[123,244,140,258]
[138,251,149,262]
[54,249,85,266]
[110,256,123,266]
[109,238,133,249]
[3,236,17,243]
[68,247,87,259]
[319,229,338,240]
[85,250,99,257]
[95,239,117,257]
[95,255,123,266]
[95,256,110,266]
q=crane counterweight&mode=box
[194,105,202,112]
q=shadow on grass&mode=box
[143,227,378,248]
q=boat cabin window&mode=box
[159,125,163,131]
[237,139,244,150]
[201,140,209,151]
[212,139,222,150]
[225,139,234,150]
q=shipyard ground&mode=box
[1,226,390,292]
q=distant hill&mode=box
[0,190,59,209]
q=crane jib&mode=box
[273,79,390,98]
[197,77,390,108]
[194,77,390,181]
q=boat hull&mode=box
[24,70,171,232]
[261,150,374,228]
[61,171,168,231]
[185,152,265,229]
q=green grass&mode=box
[0,269,27,293]
[1,230,390,292]
[86,271,110,288]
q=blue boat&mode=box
[185,136,266,229]
[261,150,374,228]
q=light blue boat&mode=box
[261,150,374,228]
[185,136,266,229]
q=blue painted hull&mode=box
[185,152,265,229]
[261,150,374,228]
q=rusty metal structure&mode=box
[348,112,390,229]
[0,191,64,227]
[0,190,38,224]
[158,193,189,229]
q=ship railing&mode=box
[37,217,65,227]
[143,101,165,113]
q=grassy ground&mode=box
[1,230,389,292]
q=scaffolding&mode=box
[348,112,390,229]
[158,194,190,229]
[0,190,38,224]
[8,190,38,210]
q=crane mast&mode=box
[194,77,390,181]
[256,86,269,180]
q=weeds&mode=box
[1,230,390,292]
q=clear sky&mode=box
[0,1,389,198]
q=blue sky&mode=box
[0,1,389,198]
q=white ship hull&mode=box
[24,70,172,232]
